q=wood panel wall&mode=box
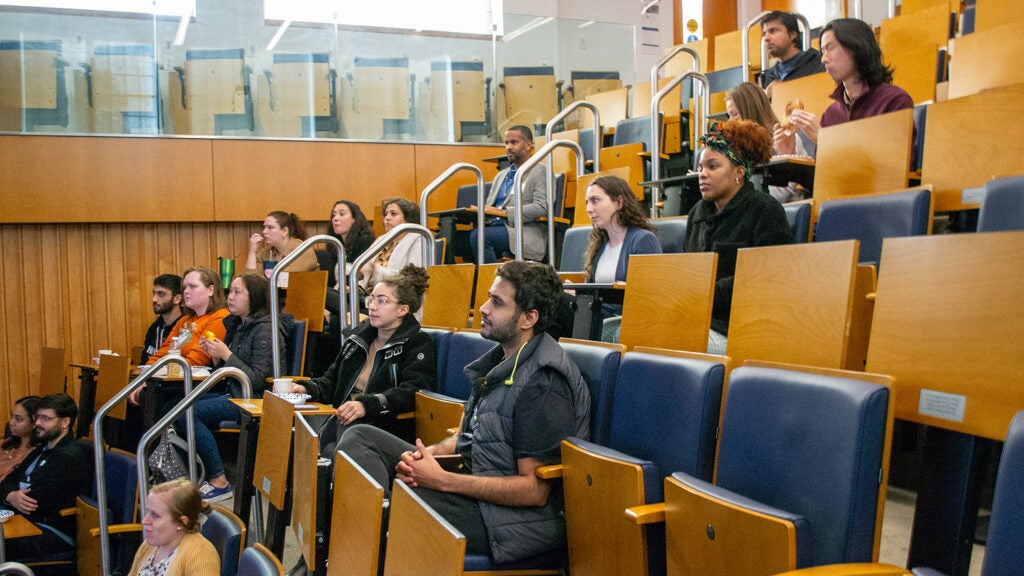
[0,135,501,413]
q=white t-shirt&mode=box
[594,243,622,283]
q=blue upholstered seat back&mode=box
[284,318,307,376]
[237,545,282,576]
[456,182,492,208]
[421,327,452,390]
[716,365,890,567]
[978,175,1024,232]
[441,331,495,400]
[201,507,245,576]
[104,449,138,525]
[983,410,1024,575]
[783,202,812,243]
[613,116,654,151]
[560,340,622,445]
[815,188,932,264]
[559,226,590,272]
[608,352,725,501]
[649,217,688,254]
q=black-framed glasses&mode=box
[33,413,59,423]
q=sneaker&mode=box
[199,482,233,503]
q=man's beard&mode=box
[154,300,174,315]
[34,424,62,445]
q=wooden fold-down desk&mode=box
[229,397,334,543]
[0,514,44,563]
[564,282,625,342]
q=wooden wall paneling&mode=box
[212,140,418,223]
[0,135,215,223]
[1,227,30,408]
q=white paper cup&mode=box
[273,378,294,394]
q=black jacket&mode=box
[217,312,293,398]
[759,48,825,88]
[304,315,435,435]
[685,183,793,334]
[0,434,92,537]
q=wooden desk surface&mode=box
[230,398,335,418]
[70,361,99,371]
[3,514,43,539]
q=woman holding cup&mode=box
[184,273,292,502]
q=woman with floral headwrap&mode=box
[685,119,794,354]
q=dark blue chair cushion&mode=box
[815,188,931,264]
[441,331,495,400]
[421,327,452,387]
[982,410,1024,574]
[783,202,811,243]
[201,508,244,576]
[464,547,566,571]
[609,352,725,494]
[559,227,590,272]
[716,365,890,567]
[560,341,622,445]
[978,175,1024,232]
[650,218,688,253]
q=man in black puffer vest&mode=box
[339,260,590,564]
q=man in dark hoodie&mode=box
[759,11,824,98]
[339,260,590,564]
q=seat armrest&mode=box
[90,523,143,537]
[396,411,415,420]
[60,506,76,517]
[625,502,665,525]
[535,464,564,480]
[774,563,912,575]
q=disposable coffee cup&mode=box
[273,378,293,394]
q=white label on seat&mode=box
[297,522,304,544]
[918,389,966,422]
[263,477,271,493]
[961,186,985,205]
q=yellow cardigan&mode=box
[129,531,220,576]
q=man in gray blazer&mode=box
[469,125,549,262]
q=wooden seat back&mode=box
[252,392,295,509]
[770,72,836,124]
[422,264,476,330]
[383,480,466,576]
[879,4,952,58]
[812,108,914,222]
[921,83,1024,211]
[282,270,328,332]
[291,412,321,570]
[619,253,718,352]
[948,21,1024,100]
[96,353,130,421]
[471,263,500,329]
[38,345,66,396]
[414,390,466,447]
[867,232,1024,441]
[726,240,864,371]
[328,450,386,576]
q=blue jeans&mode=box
[175,393,239,480]
[468,221,511,263]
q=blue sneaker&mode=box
[199,482,233,503]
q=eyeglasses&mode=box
[364,295,397,308]
[33,414,59,423]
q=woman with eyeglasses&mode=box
[290,264,436,449]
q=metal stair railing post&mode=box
[651,70,709,216]
[419,163,486,265]
[511,140,585,262]
[347,223,436,330]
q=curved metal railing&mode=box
[511,140,585,262]
[650,70,709,216]
[419,163,486,265]
[92,354,193,576]
[135,367,252,518]
[544,100,601,173]
[347,223,436,329]
[268,234,346,378]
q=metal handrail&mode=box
[136,367,251,520]
[544,101,601,173]
[93,354,192,576]
[652,45,700,88]
[419,163,486,265]
[268,234,345,378]
[511,140,585,262]
[650,70,709,217]
[347,223,436,329]
[743,11,812,87]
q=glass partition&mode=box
[0,0,636,142]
